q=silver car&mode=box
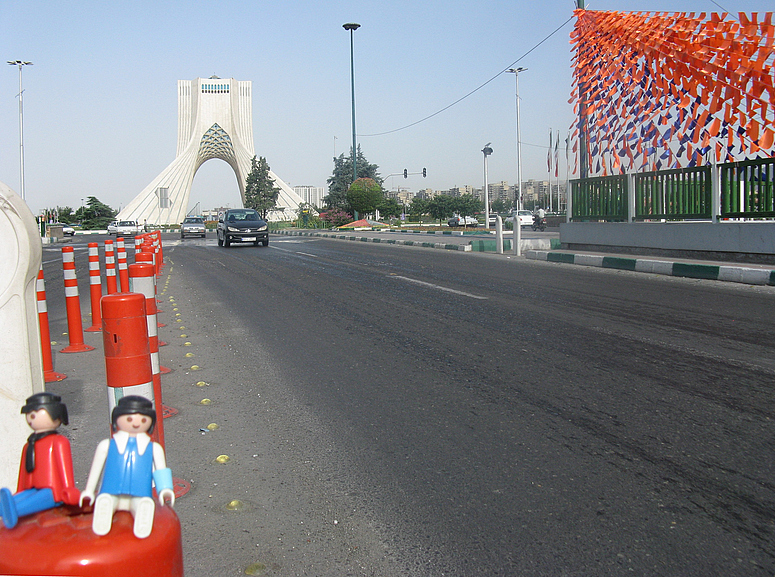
[180,216,206,238]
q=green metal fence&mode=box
[634,166,711,220]
[570,174,627,221]
[721,157,775,218]
[571,157,775,221]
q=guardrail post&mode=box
[627,172,636,222]
[711,162,721,223]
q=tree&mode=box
[455,194,482,218]
[377,197,403,219]
[325,145,382,210]
[491,198,512,214]
[346,178,383,218]
[244,156,280,219]
[408,197,429,220]
[426,195,457,224]
[76,197,116,230]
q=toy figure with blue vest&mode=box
[0,392,80,529]
[80,395,175,539]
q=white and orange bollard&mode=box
[104,239,117,294]
[36,266,66,382]
[60,246,95,354]
[101,292,157,434]
[128,262,166,445]
[116,237,129,292]
[85,242,103,332]
[134,235,144,260]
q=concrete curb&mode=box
[526,250,775,286]
[276,230,472,251]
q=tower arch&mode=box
[118,77,303,224]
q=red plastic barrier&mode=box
[0,505,183,576]
[85,242,102,332]
[116,236,129,292]
[36,266,66,382]
[128,262,165,446]
[104,239,117,294]
[60,247,94,354]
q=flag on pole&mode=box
[547,129,553,173]
[554,130,560,177]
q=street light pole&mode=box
[482,143,493,229]
[507,67,526,212]
[8,60,32,202]
[343,23,361,185]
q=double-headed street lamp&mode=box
[8,60,33,202]
[506,67,526,211]
[343,23,361,184]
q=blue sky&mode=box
[1,0,767,214]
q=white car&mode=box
[108,220,143,236]
[52,222,75,236]
[447,215,478,227]
[511,210,534,228]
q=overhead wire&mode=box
[357,13,576,138]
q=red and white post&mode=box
[116,237,129,292]
[85,242,103,332]
[104,239,117,294]
[60,246,95,353]
[101,292,161,445]
[37,266,66,382]
[127,263,165,445]
[134,235,144,261]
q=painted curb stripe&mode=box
[602,256,637,271]
[672,262,720,280]
[547,252,576,264]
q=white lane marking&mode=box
[296,252,318,258]
[391,275,488,300]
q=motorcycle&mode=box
[531,216,547,232]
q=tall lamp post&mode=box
[343,23,361,185]
[8,60,32,202]
[482,143,493,229]
[506,67,526,211]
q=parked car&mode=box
[52,223,75,236]
[447,215,478,227]
[180,216,206,239]
[217,209,269,247]
[108,220,142,236]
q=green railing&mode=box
[634,166,711,219]
[571,157,775,221]
[721,157,775,218]
[570,174,627,221]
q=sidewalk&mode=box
[526,248,775,286]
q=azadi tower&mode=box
[117,77,303,224]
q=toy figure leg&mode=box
[0,488,19,529]
[131,496,156,539]
[0,488,59,528]
[92,493,118,536]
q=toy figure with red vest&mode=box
[0,392,80,529]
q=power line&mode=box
[358,14,576,138]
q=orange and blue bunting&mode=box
[570,10,775,176]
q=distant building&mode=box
[292,186,325,209]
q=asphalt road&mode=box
[41,233,775,576]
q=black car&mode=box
[217,209,269,247]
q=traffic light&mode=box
[422,167,427,177]
[403,169,408,178]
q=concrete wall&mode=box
[559,221,775,263]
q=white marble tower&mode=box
[117,77,303,224]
